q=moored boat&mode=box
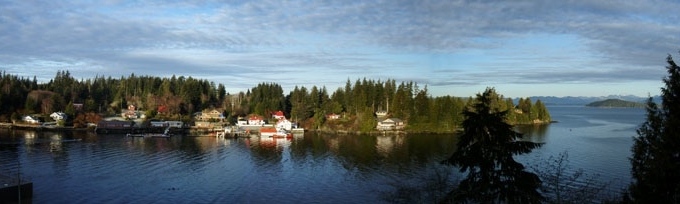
[260,127,292,138]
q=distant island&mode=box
[585,99,645,108]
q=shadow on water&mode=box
[516,124,550,143]
[288,132,460,173]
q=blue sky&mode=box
[1,0,679,97]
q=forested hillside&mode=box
[585,99,645,108]
[0,71,551,132]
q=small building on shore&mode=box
[167,121,184,128]
[22,116,40,124]
[150,121,169,127]
[50,112,67,121]
[326,113,341,120]
[97,120,135,134]
[248,115,265,126]
[377,118,405,131]
[195,109,225,122]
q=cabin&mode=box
[326,113,340,120]
[376,118,405,131]
[50,112,68,121]
[22,116,41,124]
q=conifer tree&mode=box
[628,54,680,202]
[442,87,543,203]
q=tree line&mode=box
[0,70,226,126]
[245,79,551,132]
[0,71,551,131]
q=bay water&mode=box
[0,105,645,203]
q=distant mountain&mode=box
[522,95,660,105]
[586,99,645,108]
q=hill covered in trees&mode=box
[585,99,645,108]
[0,70,551,132]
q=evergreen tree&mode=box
[628,54,680,202]
[442,88,543,203]
[535,100,550,122]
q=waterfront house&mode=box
[50,112,67,121]
[22,116,41,124]
[326,113,340,120]
[248,115,265,125]
[196,109,225,121]
[377,118,405,131]
[276,118,293,131]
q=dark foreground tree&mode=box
[532,151,609,203]
[628,54,680,202]
[442,88,543,203]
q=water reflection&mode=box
[2,130,462,203]
[376,135,405,157]
[289,133,459,172]
[22,130,37,147]
[49,133,63,152]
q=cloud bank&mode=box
[1,0,678,97]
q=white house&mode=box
[248,115,265,125]
[23,116,41,124]
[377,118,405,131]
[50,112,68,121]
[276,118,293,131]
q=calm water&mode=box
[0,105,644,203]
[517,105,645,192]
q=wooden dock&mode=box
[0,173,32,202]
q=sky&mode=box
[1,0,679,98]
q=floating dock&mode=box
[0,173,33,202]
